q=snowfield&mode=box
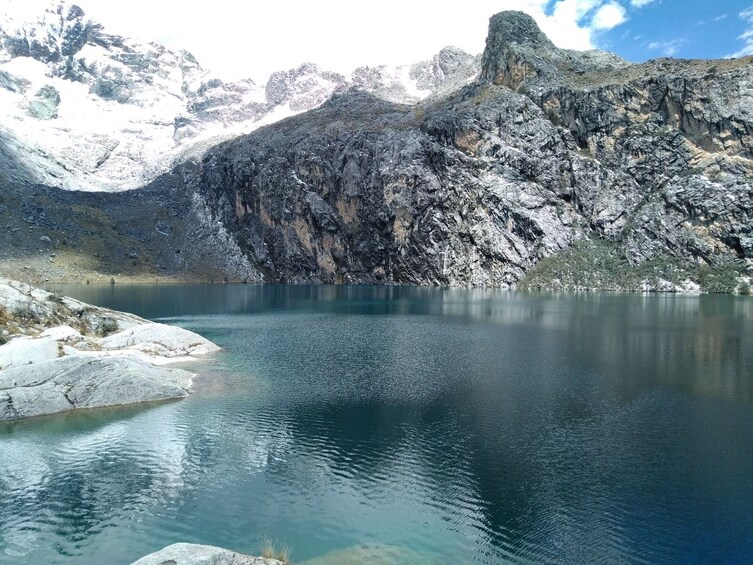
[0,0,479,192]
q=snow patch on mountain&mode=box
[0,1,479,191]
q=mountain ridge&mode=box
[0,0,480,191]
[184,11,752,288]
[0,7,751,290]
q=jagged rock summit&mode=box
[480,10,628,91]
[485,10,555,50]
[2,2,101,80]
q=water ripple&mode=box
[3,291,753,564]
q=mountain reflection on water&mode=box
[56,284,753,404]
[1,285,752,564]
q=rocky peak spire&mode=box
[0,1,93,79]
[480,11,556,89]
[486,11,554,49]
[62,3,86,21]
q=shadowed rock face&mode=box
[183,11,752,286]
[189,88,578,286]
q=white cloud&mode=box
[647,39,686,57]
[630,0,655,6]
[713,14,728,22]
[727,6,753,58]
[591,2,628,30]
[0,0,634,82]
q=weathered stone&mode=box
[0,279,220,421]
[26,86,60,120]
[0,9,750,290]
[0,336,60,370]
[99,322,220,360]
[0,355,192,420]
[131,543,284,565]
[0,3,477,191]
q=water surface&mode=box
[1,286,752,564]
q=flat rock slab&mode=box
[0,336,60,370]
[100,323,221,358]
[0,354,192,420]
[132,543,284,565]
[41,325,82,341]
[0,279,221,421]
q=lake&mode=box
[1,285,752,564]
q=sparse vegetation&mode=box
[46,291,65,304]
[1,305,14,343]
[97,317,119,337]
[696,264,745,294]
[519,238,750,293]
[519,238,635,291]
[260,537,292,564]
[13,304,40,322]
[77,317,91,335]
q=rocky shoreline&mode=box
[0,278,219,421]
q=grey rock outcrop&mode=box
[0,8,750,289]
[190,86,576,285]
[0,278,220,420]
[132,543,285,565]
[0,2,91,80]
[27,85,60,119]
[350,47,481,104]
[266,63,347,110]
[479,11,628,90]
[479,13,753,268]
[0,355,193,421]
[410,46,481,95]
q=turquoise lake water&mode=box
[1,285,752,564]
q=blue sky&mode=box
[592,0,753,60]
[2,1,753,80]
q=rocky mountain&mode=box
[187,11,753,288]
[0,6,751,290]
[0,1,479,191]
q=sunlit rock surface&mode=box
[132,543,285,565]
[188,11,752,287]
[0,278,219,420]
[0,7,750,289]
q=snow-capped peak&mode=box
[0,1,479,191]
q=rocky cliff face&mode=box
[186,11,752,287]
[0,1,479,191]
[480,11,753,266]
